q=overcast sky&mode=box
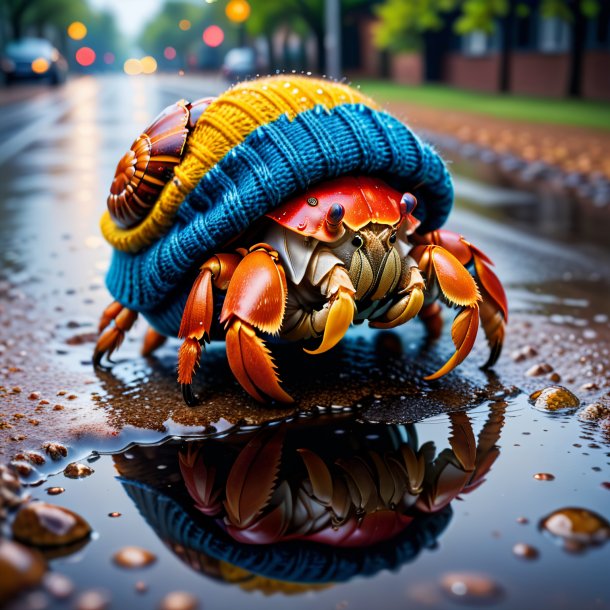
[89,0,170,38]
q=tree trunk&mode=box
[498,3,515,93]
[313,27,325,75]
[567,4,586,97]
[265,31,276,71]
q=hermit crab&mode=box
[94,75,507,405]
[113,407,506,588]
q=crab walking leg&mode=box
[141,327,167,356]
[411,244,481,380]
[220,245,293,403]
[93,305,138,365]
[178,252,242,405]
[369,258,425,329]
[415,229,508,368]
[419,302,443,340]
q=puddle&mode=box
[2,395,609,610]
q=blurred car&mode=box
[221,47,258,83]
[1,38,68,86]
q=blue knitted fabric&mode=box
[106,103,453,337]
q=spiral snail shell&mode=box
[107,97,214,229]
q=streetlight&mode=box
[225,0,250,47]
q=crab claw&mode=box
[220,246,293,403]
[304,287,355,355]
[224,427,286,529]
[93,306,138,366]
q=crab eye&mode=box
[400,193,417,216]
[389,232,397,244]
[351,234,363,249]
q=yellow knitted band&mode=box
[100,75,378,253]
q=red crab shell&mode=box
[107,97,214,229]
[266,175,420,242]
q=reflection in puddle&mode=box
[113,408,505,593]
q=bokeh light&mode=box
[124,58,142,75]
[203,25,224,47]
[31,58,50,74]
[75,47,96,67]
[226,0,251,23]
[178,19,191,31]
[164,47,177,60]
[67,22,87,40]
[103,52,115,65]
[140,56,158,74]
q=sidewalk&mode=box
[383,99,610,184]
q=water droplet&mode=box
[540,507,610,552]
[46,487,65,495]
[159,591,199,610]
[112,546,157,569]
[534,472,555,481]
[440,572,503,604]
[512,543,539,560]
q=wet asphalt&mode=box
[0,73,609,463]
[1,74,610,610]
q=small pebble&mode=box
[512,543,539,560]
[534,473,555,481]
[75,590,110,610]
[112,546,157,569]
[0,539,46,604]
[516,517,529,525]
[42,443,68,461]
[12,502,91,547]
[540,507,610,552]
[46,487,65,496]
[526,363,554,377]
[28,392,41,401]
[158,591,199,610]
[64,463,93,479]
[135,581,148,593]
[578,403,610,421]
[530,385,579,412]
[43,572,74,599]
[440,572,503,604]
[108,512,121,518]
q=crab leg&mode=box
[178,252,242,405]
[141,327,167,356]
[411,244,481,380]
[220,244,293,403]
[417,229,508,369]
[93,303,138,365]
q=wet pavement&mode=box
[0,74,609,609]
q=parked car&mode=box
[221,47,258,83]
[1,38,68,86]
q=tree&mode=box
[247,0,374,74]
[375,0,603,97]
[541,0,601,97]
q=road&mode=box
[0,73,609,465]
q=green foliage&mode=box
[374,0,601,52]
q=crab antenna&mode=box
[325,203,345,234]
